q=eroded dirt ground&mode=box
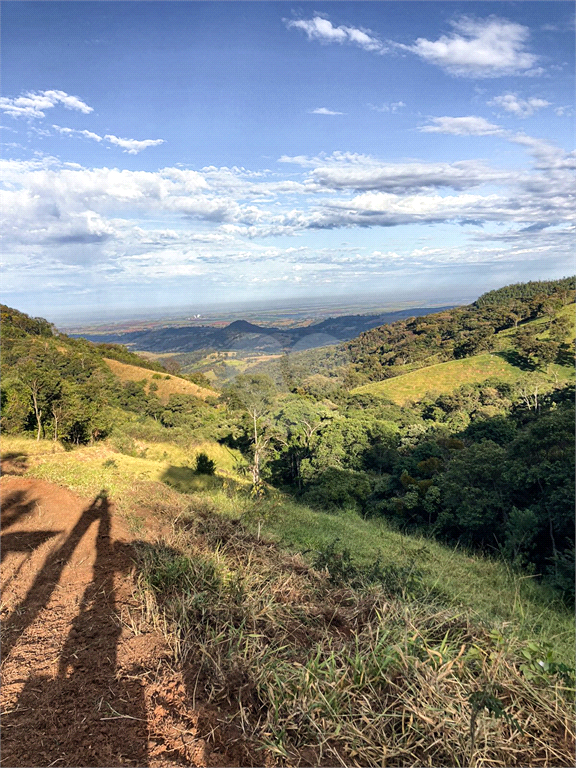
[1,474,253,768]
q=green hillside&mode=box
[353,354,572,404]
[352,303,575,404]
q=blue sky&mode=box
[1,1,574,321]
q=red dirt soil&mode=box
[1,476,254,768]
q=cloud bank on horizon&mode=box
[1,2,574,319]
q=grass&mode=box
[103,357,214,402]
[0,434,66,457]
[204,490,575,664]
[132,502,575,767]
[351,354,522,404]
[3,434,245,503]
[4,433,574,765]
[351,305,575,405]
[5,434,572,663]
[178,350,284,381]
[352,354,573,405]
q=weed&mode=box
[468,684,523,759]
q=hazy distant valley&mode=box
[73,305,455,352]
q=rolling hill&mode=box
[352,303,575,404]
[103,358,214,403]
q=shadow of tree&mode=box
[1,489,37,529]
[0,530,60,563]
[0,452,29,475]
[494,349,535,371]
[161,465,225,494]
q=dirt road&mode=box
[1,476,248,768]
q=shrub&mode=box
[195,451,216,475]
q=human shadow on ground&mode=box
[1,491,149,767]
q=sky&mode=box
[1,1,574,323]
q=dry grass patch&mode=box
[104,358,214,402]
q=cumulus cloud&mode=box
[310,108,345,115]
[285,16,385,53]
[2,124,574,297]
[488,93,551,117]
[104,134,165,154]
[0,89,93,119]
[397,16,539,77]
[420,116,504,135]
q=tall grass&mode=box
[133,506,575,767]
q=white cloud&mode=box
[368,101,406,113]
[554,106,574,117]
[53,125,103,142]
[310,107,345,116]
[104,134,165,154]
[488,93,551,117]
[398,16,539,77]
[310,157,512,193]
[52,124,165,154]
[420,116,504,135]
[2,126,574,294]
[285,16,384,53]
[0,89,93,119]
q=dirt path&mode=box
[1,476,249,768]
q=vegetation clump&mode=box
[195,451,216,475]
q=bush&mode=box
[195,451,216,475]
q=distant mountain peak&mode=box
[225,319,272,333]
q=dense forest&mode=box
[1,276,575,603]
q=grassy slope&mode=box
[4,437,573,767]
[103,358,214,402]
[4,434,573,664]
[352,305,575,404]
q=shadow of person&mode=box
[1,491,149,767]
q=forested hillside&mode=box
[0,304,220,445]
[254,276,575,389]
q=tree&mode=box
[548,315,572,344]
[16,354,62,440]
[222,374,276,490]
[195,452,216,475]
[270,397,331,488]
[436,441,509,546]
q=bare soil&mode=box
[1,474,254,768]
